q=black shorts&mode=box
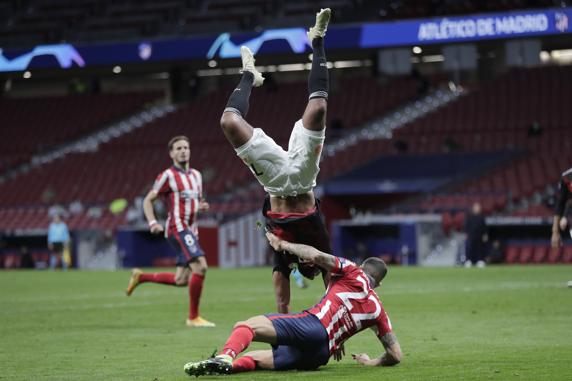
[51,242,64,254]
[263,196,331,280]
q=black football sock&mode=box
[308,37,329,100]
[224,71,254,117]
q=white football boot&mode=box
[240,46,264,87]
[307,8,331,41]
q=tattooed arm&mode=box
[352,331,402,367]
[266,232,337,272]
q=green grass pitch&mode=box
[1,265,571,380]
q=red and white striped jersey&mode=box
[306,257,392,355]
[152,166,203,237]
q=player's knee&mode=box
[305,100,327,128]
[220,112,240,133]
[175,276,188,286]
[234,320,261,337]
[314,98,327,114]
[194,261,208,275]
[234,320,250,330]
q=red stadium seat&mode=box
[532,245,548,264]
[505,245,520,264]
[562,246,572,263]
[547,247,561,264]
[453,212,466,232]
[518,246,533,264]
[442,212,454,236]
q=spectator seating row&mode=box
[0,91,162,170]
[0,0,351,47]
[0,207,126,231]
[399,66,572,214]
[1,251,51,269]
[505,244,572,264]
[426,193,508,215]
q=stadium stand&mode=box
[0,74,422,229]
[2,65,570,232]
[393,66,572,215]
[0,91,163,174]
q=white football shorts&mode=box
[235,119,325,197]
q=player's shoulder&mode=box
[336,257,357,271]
[336,257,368,280]
[562,167,572,180]
[154,167,174,185]
[158,166,174,176]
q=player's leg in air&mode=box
[219,8,330,156]
[219,8,331,314]
[219,47,264,149]
[301,7,330,133]
[270,8,331,311]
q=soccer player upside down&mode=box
[220,8,333,314]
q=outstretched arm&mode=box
[266,232,336,272]
[352,331,402,367]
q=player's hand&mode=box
[150,223,164,235]
[559,216,568,231]
[352,353,375,366]
[551,231,562,249]
[333,344,345,361]
[266,232,285,252]
[199,200,210,212]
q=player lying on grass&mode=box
[183,232,402,376]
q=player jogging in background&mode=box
[125,135,215,328]
[551,167,572,249]
[219,8,332,313]
[183,231,402,376]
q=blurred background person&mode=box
[551,168,572,248]
[47,214,70,270]
[464,202,488,268]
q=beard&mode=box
[176,158,189,166]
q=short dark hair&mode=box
[168,135,189,151]
[362,257,388,285]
